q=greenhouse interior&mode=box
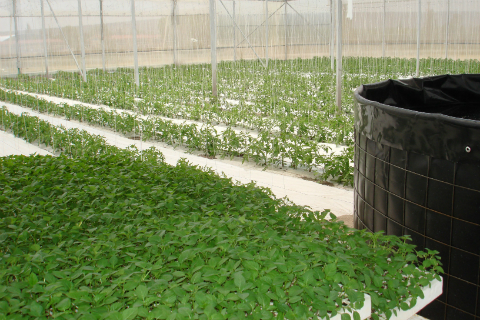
[0,0,479,319]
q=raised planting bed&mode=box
[0,140,442,319]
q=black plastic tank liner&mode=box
[353,74,480,320]
[355,74,480,163]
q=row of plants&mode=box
[2,57,478,186]
[3,57,478,144]
[0,130,443,319]
[0,90,354,186]
[0,106,165,163]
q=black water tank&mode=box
[353,74,480,320]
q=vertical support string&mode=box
[41,0,49,78]
[131,0,139,86]
[330,0,335,71]
[233,0,236,62]
[416,0,421,77]
[78,0,87,82]
[336,0,342,111]
[265,0,268,68]
[210,0,217,97]
[13,0,21,75]
[100,0,106,72]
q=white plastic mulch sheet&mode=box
[0,130,53,157]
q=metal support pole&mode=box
[210,0,217,97]
[41,0,49,78]
[285,0,287,60]
[13,0,20,75]
[382,0,386,58]
[416,0,421,77]
[100,0,106,71]
[78,0,87,82]
[265,0,268,68]
[233,0,236,62]
[336,0,342,111]
[131,0,139,86]
[173,0,177,66]
[445,0,449,59]
[330,0,334,70]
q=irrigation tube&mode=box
[40,0,49,78]
[45,0,83,78]
[13,0,20,74]
[210,0,217,97]
[336,0,342,111]
[416,0,421,77]
[131,0,139,87]
[78,0,87,82]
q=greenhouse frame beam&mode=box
[78,0,87,82]
[13,0,20,75]
[232,3,283,62]
[40,0,49,78]
[210,0,217,97]
[100,0,106,72]
[336,0,342,111]
[218,0,266,68]
[131,0,139,86]
[45,0,84,78]
[416,0,421,77]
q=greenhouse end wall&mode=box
[0,0,479,77]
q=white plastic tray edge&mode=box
[327,293,372,320]
[382,277,443,320]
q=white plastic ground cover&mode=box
[0,130,53,157]
[2,102,354,216]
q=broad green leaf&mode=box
[233,272,246,291]
[341,313,351,320]
[191,272,202,284]
[122,307,139,320]
[56,298,71,311]
[373,276,383,288]
[135,284,148,300]
[28,301,43,317]
[400,302,410,311]
[172,271,185,278]
[353,311,361,320]
[28,273,39,287]
[150,306,170,319]
[324,263,336,279]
